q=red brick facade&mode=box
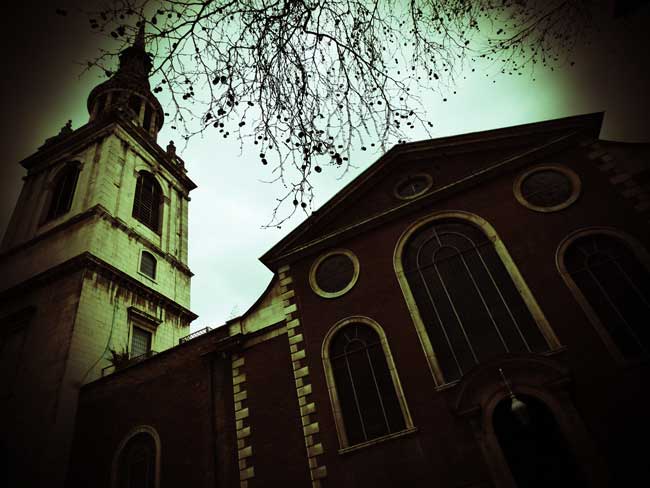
[68,113,650,487]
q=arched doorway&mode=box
[493,395,585,487]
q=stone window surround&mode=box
[308,248,360,299]
[38,160,83,227]
[138,249,158,282]
[555,226,650,364]
[393,172,434,201]
[110,425,161,488]
[321,315,415,451]
[393,210,561,387]
[127,307,161,357]
[513,164,581,213]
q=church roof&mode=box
[260,112,605,270]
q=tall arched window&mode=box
[322,318,413,448]
[132,172,162,233]
[400,218,550,383]
[560,231,650,359]
[46,164,79,221]
[113,427,160,488]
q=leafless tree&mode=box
[69,0,598,226]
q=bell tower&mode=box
[0,26,197,487]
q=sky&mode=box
[1,1,649,331]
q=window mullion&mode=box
[417,265,463,379]
[459,252,510,353]
[344,353,368,442]
[585,264,648,356]
[476,246,533,352]
[611,260,650,310]
[365,345,392,434]
[434,260,480,365]
[415,239,463,380]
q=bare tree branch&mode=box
[76,0,597,227]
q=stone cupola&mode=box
[87,24,164,139]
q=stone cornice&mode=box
[262,130,582,268]
[20,114,196,192]
[0,204,193,278]
[261,113,605,268]
[81,327,238,392]
[0,251,198,322]
[128,306,163,328]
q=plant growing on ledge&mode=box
[108,347,131,371]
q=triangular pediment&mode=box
[261,113,604,269]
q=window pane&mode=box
[396,175,429,198]
[315,254,354,293]
[47,166,79,220]
[521,170,572,207]
[118,433,155,488]
[332,355,364,444]
[566,235,650,358]
[330,324,405,445]
[140,252,156,279]
[133,173,161,232]
[131,327,152,358]
[367,343,406,433]
[403,220,548,383]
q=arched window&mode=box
[115,431,158,488]
[322,318,412,448]
[139,251,157,280]
[132,172,162,233]
[128,94,142,120]
[400,218,550,383]
[560,232,650,359]
[143,105,153,132]
[46,164,79,221]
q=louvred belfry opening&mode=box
[133,172,162,233]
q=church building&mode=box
[2,28,650,488]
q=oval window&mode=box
[394,173,433,200]
[514,165,581,212]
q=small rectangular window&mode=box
[131,327,152,358]
[140,251,157,279]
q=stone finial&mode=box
[167,140,176,156]
[60,120,73,135]
[39,120,73,149]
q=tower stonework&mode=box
[0,29,197,488]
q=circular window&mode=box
[394,173,433,200]
[309,249,360,298]
[514,165,581,212]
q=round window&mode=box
[514,165,581,212]
[394,173,433,200]
[309,249,360,298]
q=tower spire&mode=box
[86,21,165,137]
[134,21,146,50]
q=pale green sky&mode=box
[1,2,648,330]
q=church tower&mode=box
[0,26,197,487]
